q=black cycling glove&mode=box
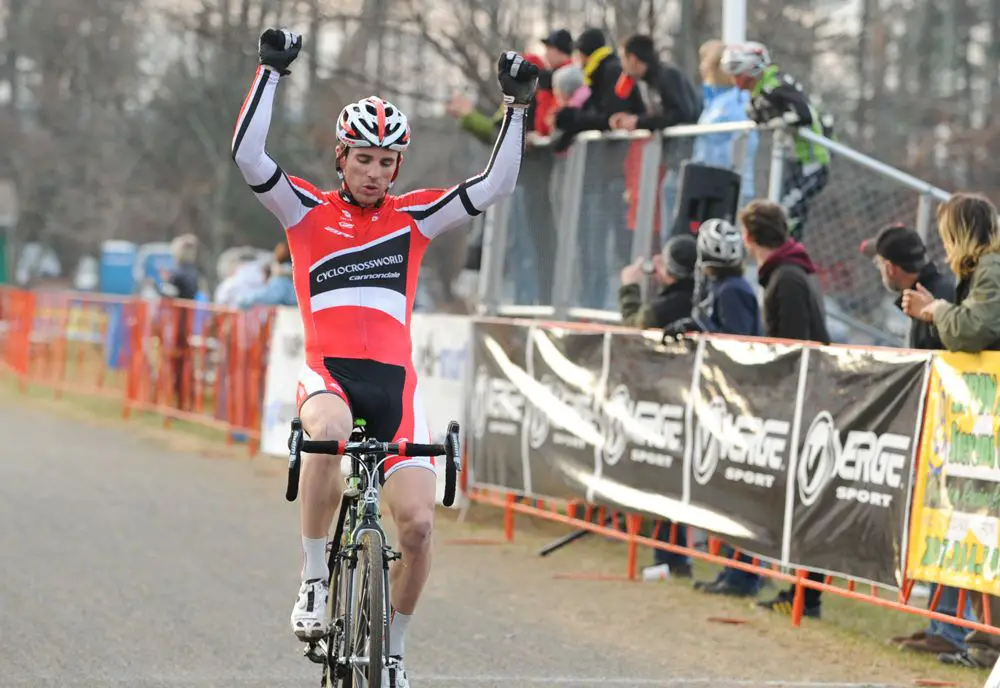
[259,28,302,76]
[497,51,539,106]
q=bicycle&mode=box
[285,416,460,687]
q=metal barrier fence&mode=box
[477,120,955,345]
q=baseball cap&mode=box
[662,234,698,279]
[541,29,573,56]
[859,224,927,271]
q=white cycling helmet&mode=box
[720,41,770,78]
[336,96,410,152]
[697,218,745,267]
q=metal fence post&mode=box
[551,138,589,322]
[767,128,788,204]
[915,193,934,244]
[476,197,511,316]
[631,133,663,303]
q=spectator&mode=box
[558,28,644,310]
[660,219,763,595]
[901,193,1000,669]
[722,42,831,241]
[611,34,701,133]
[215,249,265,308]
[541,28,573,72]
[237,242,296,308]
[685,218,762,337]
[554,27,643,135]
[549,65,593,153]
[856,224,974,656]
[536,28,574,137]
[612,34,701,252]
[903,193,1000,353]
[160,233,200,301]
[618,233,697,329]
[738,199,829,617]
[860,223,955,349]
[691,39,758,211]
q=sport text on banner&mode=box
[908,352,1000,594]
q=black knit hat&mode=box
[542,29,573,56]
[575,27,607,57]
[662,234,698,279]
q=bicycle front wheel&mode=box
[351,529,388,687]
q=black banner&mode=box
[465,320,929,587]
[689,339,805,560]
[789,348,928,586]
[467,321,530,492]
[592,333,692,516]
[522,326,606,499]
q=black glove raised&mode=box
[497,51,539,106]
[259,28,302,76]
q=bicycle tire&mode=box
[323,553,350,688]
[354,529,387,687]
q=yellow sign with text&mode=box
[907,352,1000,594]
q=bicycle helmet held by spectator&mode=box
[697,218,745,267]
[720,42,770,79]
[336,96,410,151]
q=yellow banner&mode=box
[907,351,1000,594]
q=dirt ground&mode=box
[3,380,992,688]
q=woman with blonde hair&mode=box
[902,192,1000,352]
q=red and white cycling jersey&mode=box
[232,66,525,367]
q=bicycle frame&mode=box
[325,424,395,679]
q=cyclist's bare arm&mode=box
[399,105,527,239]
[231,65,319,230]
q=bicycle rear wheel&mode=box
[350,529,388,687]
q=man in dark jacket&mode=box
[619,233,697,328]
[554,27,644,134]
[860,224,955,349]
[610,34,702,133]
[738,199,829,617]
[740,200,830,344]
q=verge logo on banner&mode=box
[598,383,684,469]
[797,410,911,509]
[693,395,791,489]
[527,373,598,451]
[472,363,526,440]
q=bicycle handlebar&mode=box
[299,439,445,457]
[285,418,461,508]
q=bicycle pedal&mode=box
[303,640,327,665]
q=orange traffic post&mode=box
[791,568,807,628]
[503,492,516,542]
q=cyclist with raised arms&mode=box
[232,28,538,687]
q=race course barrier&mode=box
[3,286,999,637]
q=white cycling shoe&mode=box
[384,656,409,688]
[290,578,329,641]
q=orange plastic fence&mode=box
[0,287,272,455]
[467,486,1000,636]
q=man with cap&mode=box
[541,29,573,72]
[618,233,698,328]
[861,223,955,349]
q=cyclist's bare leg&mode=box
[298,392,353,540]
[289,392,353,641]
[382,465,436,658]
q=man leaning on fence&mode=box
[733,199,831,617]
[858,223,979,658]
